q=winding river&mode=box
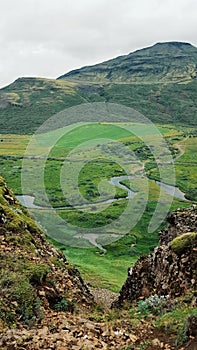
[16,176,186,210]
[15,138,188,252]
[16,137,188,210]
[16,176,187,252]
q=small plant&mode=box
[137,294,169,316]
[137,300,150,317]
[28,264,50,285]
[176,309,197,346]
[156,305,197,346]
[0,270,41,325]
[135,340,151,350]
[176,323,188,346]
[54,299,68,311]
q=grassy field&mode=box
[0,123,195,290]
[146,135,197,200]
[175,137,197,200]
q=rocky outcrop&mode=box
[115,206,197,306]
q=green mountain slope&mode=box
[0,78,85,134]
[0,42,197,134]
[59,42,197,84]
[59,41,197,126]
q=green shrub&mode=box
[54,299,68,311]
[156,306,197,346]
[137,294,170,316]
[28,264,50,285]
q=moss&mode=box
[27,264,50,285]
[0,176,4,186]
[170,232,197,255]
[0,177,76,326]
[0,270,41,325]
[48,256,65,269]
[54,299,68,311]
[5,230,36,250]
[0,257,50,325]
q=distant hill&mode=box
[0,78,84,134]
[0,42,197,134]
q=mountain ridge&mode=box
[0,41,197,133]
[58,41,197,84]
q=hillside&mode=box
[0,176,93,326]
[0,78,85,134]
[59,41,197,126]
[0,42,197,133]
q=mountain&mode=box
[0,41,197,134]
[59,42,197,84]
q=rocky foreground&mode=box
[0,178,197,349]
[116,206,197,306]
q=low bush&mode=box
[137,294,170,316]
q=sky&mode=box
[0,0,196,88]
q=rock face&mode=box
[115,206,197,306]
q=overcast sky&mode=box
[0,0,196,88]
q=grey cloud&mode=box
[0,0,197,87]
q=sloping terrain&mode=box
[0,78,85,134]
[0,41,197,349]
[60,42,197,126]
[0,175,93,327]
[0,42,197,134]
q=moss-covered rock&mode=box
[170,232,197,255]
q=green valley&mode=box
[0,41,197,290]
[0,121,195,290]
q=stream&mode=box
[16,176,186,210]
[16,176,186,252]
[16,137,188,210]
[16,138,188,251]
